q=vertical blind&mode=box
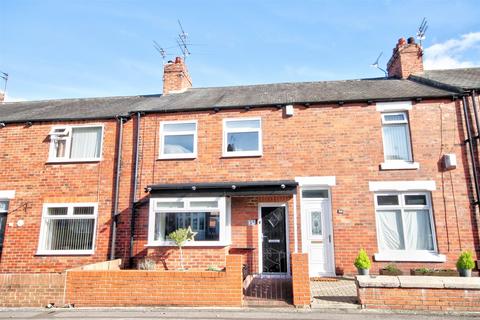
[383,124,411,161]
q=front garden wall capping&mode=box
[357,275,480,312]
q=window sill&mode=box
[222,153,262,158]
[158,155,197,160]
[380,162,419,170]
[374,251,446,262]
[46,159,102,164]
[146,241,231,247]
[36,250,94,256]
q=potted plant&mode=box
[168,226,197,271]
[456,251,475,277]
[354,249,371,275]
[380,264,403,276]
[410,268,458,276]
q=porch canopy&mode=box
[146,180,298,197]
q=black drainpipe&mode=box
[129,112,142,267]
[462,96,480,205]
[110,115,126,260]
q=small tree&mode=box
[456,251,475,270]
[354,248,371,270]
[168,226,197,270]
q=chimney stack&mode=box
[387,37,424,79]
[163,57,192,95]
[0,91,4,103]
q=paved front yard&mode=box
[310,278,359,309]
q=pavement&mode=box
[310,278,359,309]
[0,308,479,320]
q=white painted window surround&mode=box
[0,190,15,199]
[369,180,445,262]
[295,176,336,187]
[376,101,418,170]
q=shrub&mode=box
[168,226,197,270]
[456,251,475,270]
[354,249,371,270]
[137,258,156,270]
[383,264,400,272]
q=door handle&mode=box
[328,235,332,243]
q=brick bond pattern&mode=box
[64,255,243,307]
[0,273,65,307]
[291,253,311,306]
[358,287,480,312]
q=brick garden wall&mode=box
[291,253,311,307]
[65,255,243,307]
[0,273,65,307]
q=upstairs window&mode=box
[0,200,8,254]
[37,203,97,255]
[159,121,197,159]
[381,112,413,162]
[48,125,103,162]
[223,118,262,157]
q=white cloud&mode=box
[424,32,480,70]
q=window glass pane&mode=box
[70,127,102,159]
[227,132,259,152]
[163,123,196,132]
[190,201,218,208]
[73,207,95,215]
[0,201,8,212]
[155,212,220,241]
[48,207,68,215]
[377,195,399,206]
[377,210,405,250]
[405,195,427,205]
[55,139,67,158]
[383,124,411,161]
[156,201,184,209]
[310,211,322,235]
[404,210,434,250]
[226,119,260,129]
[302,190,328,198]
[164,135,194,154]
[44,218,95,250]
[384,114,406,122]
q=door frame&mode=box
[258,202,290,276]
[300,187,336,276]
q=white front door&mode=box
[301,190,335,277]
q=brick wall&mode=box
[357,276,480,312]
[0,120,120,272]
[117,98,477,275]
[291,253,311,307]
[0,273,65,307]
[65,255,243,307]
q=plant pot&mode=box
[357,268,369,275]
[458,269,472,277]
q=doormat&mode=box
[310,277,338,282]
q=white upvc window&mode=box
[159,121,197,159]
[48,125,103,162]
[0,200,8,253]
[148,197,231,246]
[223,118,262,157]
[37,203,98,255]
[373,192,444,262]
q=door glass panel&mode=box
[302,190,328,198]
[261,207,287,273]
[311,211,322,236]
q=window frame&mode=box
[148,197,231,247]
[374,191,438,256]
[158,120,198,159]
[37,202,98,255]
[222,117,263,157]
[48,124,104,163]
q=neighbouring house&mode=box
[0,36,480,285]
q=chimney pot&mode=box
[407,37,415,44]
[175,56,182,64]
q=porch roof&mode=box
[146,180,298,197]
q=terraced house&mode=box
[0,37,480,306]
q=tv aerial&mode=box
[370,52,387,77]
[416,17,428,46]
[0,71,8,98]
[153,19,192,63]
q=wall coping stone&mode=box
[356,275,480,289]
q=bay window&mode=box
[148,197,230,246]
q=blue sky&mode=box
[1,0,479,101]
